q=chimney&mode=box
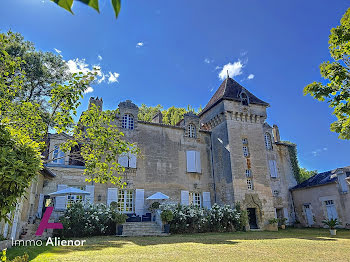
[152,111,163,124]
[88,97,103,111]
[273,124,280,143]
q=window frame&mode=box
[188,124,196,138]
[264,132,273,150]
[247,178,253,190]
[122,114,134,130]
[189,192,201,207]
[117,189,134,213]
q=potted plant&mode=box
[279,218,288,229]
[160,210,174,234]
[110,202,128,236]
[322,218,339,236]
[149,201,160,221]
[268,218,279,231]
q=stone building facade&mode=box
[1,76,299,239]
[291,167,350,228]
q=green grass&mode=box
[7,228,350,262]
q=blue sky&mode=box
[0,0,349,172]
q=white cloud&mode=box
[218,60,243,80]
[204,58,214,64]
[84,87,94,94]
[136,42,144,48]
[98,55,103,61]
[108,72,120,83]
[215,66,221,70]
[311,147,328,157]
[247,74,255,80]
[66,58,119,86]
[54,48,62,54]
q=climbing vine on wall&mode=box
[283,141,302,183]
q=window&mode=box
[188,124,196,138]
[122,114,134,129]
[118,190,134,212]
[269,160,278,178]
[243,146,249,157]
[264,133,272,150]
[242,138,248,145]
[273,190,279,196]
[189,192,201,206]
[186,151,201,173]
[325,200,338,220]
[118,147,137,168]
[247,178,253,190]
[241,93,249,106]
[52,145,65,164]
[245,169,252,177]
[66,186,84,208]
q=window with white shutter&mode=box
[181,190,189,205]
[202,192,211,209]
[269,160,278,178]
[55,184,67,210]
[186,151,201,173]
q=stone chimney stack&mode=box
[151,111,163,124]
[88,97,103,111]
[273,124,280,143]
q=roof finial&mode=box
[227,70,229,79]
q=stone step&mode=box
[121,222,167,237]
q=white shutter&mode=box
[37,194,44,218]
[129,153,137,168]
[195,151,201,173]
[181,190,189,205]
[269,160,277,178]
[202,192,211,209]
[327,205,338,220]
[135,189,145,216]
[55,184,67,210]
[283,208,289,224]
[107,188,118,207]
[186,151,196,172]
[10,203,21,239]
[118,155,128,167]
[85,185,95,204]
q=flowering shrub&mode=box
[57,202,118,237]
[161,203,247,234]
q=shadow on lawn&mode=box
[7,228,350,261]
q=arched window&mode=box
[240,93,249,106]
[265,132,272,150]
[122,114,134,129]
[188,124,196,138]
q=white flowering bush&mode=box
[160,203,247,233]
[57,202,117,237]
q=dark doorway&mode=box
[247,208,258,229]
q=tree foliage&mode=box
[52,0,121,18]
[304,8,350,139]
[299,168,318,183]
[0,31,134,221]
[138,104,200,125]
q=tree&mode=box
[299,168,318,183]
[304,8,350,139]
[138,104,164,122]
[0,31,134,222]
[52,0,121,18]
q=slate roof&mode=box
[291,166,350,190]
[199,77,269,116]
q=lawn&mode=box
[7,228,350,262]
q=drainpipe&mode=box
[209,133,217,203]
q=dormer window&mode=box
[240,92,249,106]
[122,114,134,129]
[52,145,65,164]
[188,124,196,138]
[264,132,272,150]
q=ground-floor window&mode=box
[325,200,338,220]
[66,186,84,208]
[118,190,134,212]
[189,192,201,207]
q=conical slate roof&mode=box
[200,77,269,116]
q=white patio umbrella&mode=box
[48,187,90,197]
[146,192,169,200]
